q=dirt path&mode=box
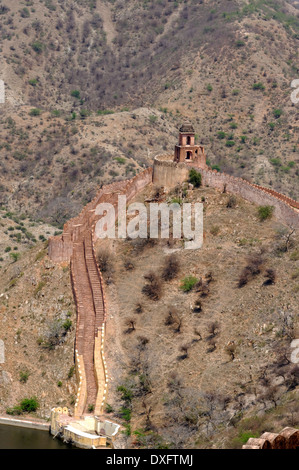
[98,1,117,49]
[154,4,183,47]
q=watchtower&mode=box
[174,122,206,168]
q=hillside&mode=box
[0,0,299,229]
[100,183,299,448]
[0,181,298,448]
[0,223,77,417]
[0,0,298,450]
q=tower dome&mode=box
[179,122,195,134]
[174,123,206,168]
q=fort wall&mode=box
[48,167,153,424]
[153,155,299,229]
[48,153,298,445]
[48,167,153,263]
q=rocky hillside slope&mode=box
[0,181,298,447]
[0,0,299,227]
[97,183,299,448]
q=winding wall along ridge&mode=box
[49,168,153,417]
[152,155,299,229]
[49,159,298,419]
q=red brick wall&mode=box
[48,167,153,263]
[198,167,299,229]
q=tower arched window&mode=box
[187,136,191,145]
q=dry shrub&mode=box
[226,195,237,208]
[136,336,149,351]
[124,318,136,334]
[207,321,220,338]
[193,298,202,313]
[207,337,217,353]
[131,237,158,254]
[263,268,276,285]
[96,248,114,274]
[196,278,210,297]
[124,260,135,271]
[135,303,143,314]
[205,271,214,284]
[142,271,162,301]
[165,307,182,333]
[238,253,264,288]
[179,343,191,360]
[161,254,180,281]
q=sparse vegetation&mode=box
[180,276,198,292]
[161,255,180,281]
[189,169,202,188]
[258,205,274,221]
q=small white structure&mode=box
[0,340,5,364]
[0,80,5,104]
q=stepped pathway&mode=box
[72,230,107,415]
[71,190,129,415]
[48,169,153,416]
[72,239,97,414]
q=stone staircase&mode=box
[72,231,106,416]
[48,168,154,418]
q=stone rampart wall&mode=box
[153,155,299,229]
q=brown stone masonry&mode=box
[48,168,153,417]
[49,153,298,419]
[152,155,299,229]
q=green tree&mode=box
[20,397,39,413]
[258,205,274,221]
[189,169,202,187]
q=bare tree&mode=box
[207,337,217,353]
[124,318,136,334]
[274,344,291,366]
[225,342,236,361]
[207,321,220,339]
[263,268,276,285]
[161,254,180,281]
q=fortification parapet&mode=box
[153,154,299,229]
